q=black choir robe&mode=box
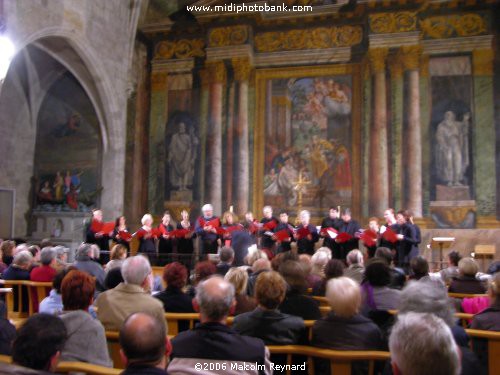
[338,219,360,259]
[86,219,110,251]
[296,224,319,255]
[320,217,343,258]
[273,222,295,254]
[259,217,279,250]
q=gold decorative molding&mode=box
[154,39,205,60]
[369,12,417,34]
[420,13,488,39]
[151,71,168,91]
[232,58,252,82]
[399,45,422,71]
[430,205,476,228]
[367,48,388,74]
[208,25,250,47]
[472,49,493,76]
[254,25,362,53]
[207,61,226,85]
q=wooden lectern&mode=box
[431,237,455,270]
[473,245,496,272]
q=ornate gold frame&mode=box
[253,64,362,218]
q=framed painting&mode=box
[253,64,361,218]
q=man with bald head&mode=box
[168,276,272,374]
[120,312,170,375]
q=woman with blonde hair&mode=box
[448,257,486,294]
[105,244,127,272]
[176,209,195,266]
[225,267,256,315]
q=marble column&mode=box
[198,68,210,206]
[419,55,431,215]
[206,61,226,215]
[401,45,423,217]
[472,49,496,217]
[226,82,235,209]
[389,54,404,212]
[233,58,252,216]
[368,48,389,216]
[361,60,371,218]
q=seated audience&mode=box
[59,270,111,367]
[0,244,8,275]
[344,249,365,284]
[155,262,195,313]
[11,313,67,372]
[30,247,57,282]
[298,254,314,287]
[216,246,234,276]
[2,250,33,280]
[95,255,166,331]
[28,245,41,267]
[1,240,15,267]
[168,276,272,374]
[389,313,461,375]
[279,260,321,320]
[120,312,171,375]
[105,244,127,272]
[73,243,106,291]
[233,271,306,344]
[0,301,16,355]
[312,258,345,296]
[308,249,330,288]
[375,247,406,289]
[471,272,500,331]
[187,260,217,297]
[439,250,461,284]
[225,267,256,315]
[53,246,70,270]
[409,256,445,289]
[247,258,272,297]
[448,257,487,294]
[39,268,71,315]
[104,267,125,290]
[361,259,401,312]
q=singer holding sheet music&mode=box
[273,210,295,254]
[112,216,131,251]
[86,209,110,251]
[259,206,279,258]
[320,207,343,258]
[336,209,360,260]
[194,204,220,257]
[136,213,157,261]
[176,209,195,257]
[158,211,174,261]
[395,210,419,271]
[295,210,319,255]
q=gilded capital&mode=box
[388,56,403,80]
[232,58,252,82]
[368,48,388,74]
[199,68,210,87]
[207,61,226,84]
[151,71,168,91]
[472,49,493,76]
[400,45,422,71]
[420,54,429,78]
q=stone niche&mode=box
[430,185,476,229]
[30,211,90,261]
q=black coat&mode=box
[279,291,322,320]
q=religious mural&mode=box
[262,73,354,212]
[34,73,101,211]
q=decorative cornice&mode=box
[206,44,254,63]
[367,48,388,74]
[208,25,250,47]
[254,47,351,68]
[422,35,493,55]
[369,31,420,48]
[369,11,417,34]
[254,25,362,53]
[420,13,488,39]
[151,59,195,74]
[472,49,493,76]
[154,39,205,60]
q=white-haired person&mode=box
[294,210,319,255]
[135,213,157,262]
[448,257,487,294]
[389,313,461,375]
[95,255,166,331]
[344,249,365,284]
[194,203,220,258]
[225,267,256,315]
[86,208,110,251]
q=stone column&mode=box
[198,68,210,206]
[233,58,252,216]
[401,45,423,217]
[368,48,389,216]
[472,49,496,218]
[389,54,404,212]
[361,60,371,218]
[419,54,431,215]
[206,61,226,215]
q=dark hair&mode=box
[163,262,188,289]
[61,270,95,310]
[39,238,53,249]
[397,210,411,222]
[279,210,289,215]
[12,313,67,370]
[410,256,429,279]
[279,260,307,293]
[219,247,234,263]
[28,245,40,258]
[365,259,392,287]
[105,267,124,290]
[194,261,216,284]
[115,216,125,228]
[375,247,393,265]
[53,268,71,294]
[325,259,345,279]
[120,312,166,365]
[448,251,461,267]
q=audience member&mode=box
[30,247,57,282]
[105,244,127,272]
[471,272,500,331]
[187,260,217,297]
[389,313,461,375]
[53,246,70,270]
[28,245,41,266]
[120,312,171,375]
[39,268,71,315]
[1,240,15,267]
[233,271,306,345]
[448,257,487,294]
[247,258,272,297]
[155,262,195,313]
[2,250,33,280]
[279,260,321,320]
[168,276,272,374]
[104,267,125,290]
[344,249,365,284]
[0,301,16,355]
[308,249,330,287]
[312,258,345,296]
[73,243,106,291]
[225,267,256,315]
[216,246,234,276]
[375,247,406,289]
[410,256,445,289]
[59,270,111,366]
[95,255,167,331]
[361,259,401,312]
[12,313,67,372]
[439,250,461,284]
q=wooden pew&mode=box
[26,281,52,315]
[466,329,500,375]
[56,361,122,375]
[266,345,391,375]
[165,312,200,336]
[105,330,124,369]
[3,280,29,320]
[448,293,489,299]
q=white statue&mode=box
[435,111,470,186]
[167,122,197,191]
